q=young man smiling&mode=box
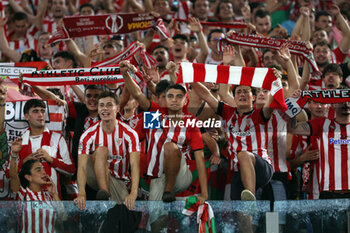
[75,92,140,210]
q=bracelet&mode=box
[0,103,5,107]
[10,153,19,159]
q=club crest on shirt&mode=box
[178,136,185,144]
[116,138,123,146]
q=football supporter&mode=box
[151,45,170,80]
[75,92,140,210]
[205,29,225,65]
[289,95,350,199]
[171,17,208,64]
[120,61,208,203]
[8,99,75,197]
[14,159,60,233]
[0,12,36,62]
[253,9,272,36]
[310,6,350,64]
[192,0,211,22]
[288,91,350,232]
[289,99,329,200]
[191,70,279,201]
[254,44,300,201]
[214,0,235,23]
[0,28,53,63]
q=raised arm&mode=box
[190,82,219,112]
[65,39,91,67]
[120,61,151,110]
[330,4,350,55]
[277,43,300,97]
[0,15,21,62]
[188,17,208,63]
[219,46,239,107]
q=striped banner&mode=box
[177,62,287,110]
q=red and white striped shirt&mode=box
[290,134,320,199]
[266,110,289,173]
[217,102,271,171]
[136,108,204,177]
[309,117,350,192]
[79,120,140,181]
[17,128,75,196]
[16,186,56,233]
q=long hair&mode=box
[19,159,39,188]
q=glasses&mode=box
[211,37,223,42]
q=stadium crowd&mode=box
[0,0,350,231]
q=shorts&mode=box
[230,153,273,200]
[149,153,192,201]
[86,155,129,204]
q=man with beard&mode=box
[152,45,170,81]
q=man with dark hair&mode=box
[120,61,208,203]
[171,17,208,64]
[79,3,95,16]
[75,91,140,210]
[152,45,170,79]
[321,63,343,89]
[0,11,35,61]
[205,29,225,65]
[262,49,278,68]
[9,98,75,197]
[53,51,78,69]
[254,9,272,36]
[193,0,210,21]
[315,11,333,33]
[192,79,276,201]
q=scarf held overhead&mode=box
[177,62,287,111]
[219,32,321,77]
[285,89,350,117]
[94,41,157,68]
[48,13,169,44]
[22,66,125,86]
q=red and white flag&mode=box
[177,62,287,110]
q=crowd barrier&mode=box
[0,200,348,232]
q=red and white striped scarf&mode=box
[285,89,350,118]
[177,62,287,110]
[219,32,321,78]
[94,41,157,68]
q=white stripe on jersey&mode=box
[313,118,350,192]
[79,120,140,180]
[267,110,288,173]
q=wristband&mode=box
[10,153,18,159]
[0,103,5,107]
